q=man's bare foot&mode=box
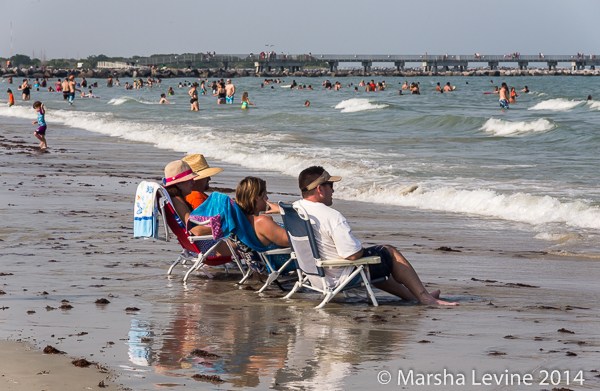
[431,289,441,299]
[420,295,458,306]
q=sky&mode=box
[1,0,598,60]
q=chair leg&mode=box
[360,269,379,307]
[237,268,254,285]
[167,255,182,275]
[283,281,301,299]
[257,271,280,293]
[315,292,333,309]
[184,254,209,282]
[226,240,246,275]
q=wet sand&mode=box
[0,117,599,390]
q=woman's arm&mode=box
[254,215,289,247]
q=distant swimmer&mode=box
[521,86,530,93]
[307,85,313,90]
[159,93,172,104]
[7,89,14,107]
[241,92,255,109]
[410,83,420,94]
[587,95,593,101]
[490,80,494,84]
[359,80,365,87]
[189,82,199,111]
[398,90,402,95]
[493,86,499,93]
[435,82,442,92]
[214,82,226,104]
[199,80,206,95]
[18,79,31,100]
[304,100,310,107]
[509,87,519,102]
[499,83,509,109]
[443,82,453,92]
[107,76,113,87]
[61,78,70,99]
[225,78,235,104]
[68,76,81,105]
[401,81,409,90]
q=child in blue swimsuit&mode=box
[31,101,47,149]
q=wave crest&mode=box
[481,118,555,136]
[334,98,387,113]
[528,98,583,111]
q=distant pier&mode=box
[132,53,600,72]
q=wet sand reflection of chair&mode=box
[155,187,244,281]
[279,202,386,308]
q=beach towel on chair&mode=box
[189,192,270,252]
[134,181,161,238]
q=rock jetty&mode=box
[2,66,600,79]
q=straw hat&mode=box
[182,154,223,180]
[162,160,198,187]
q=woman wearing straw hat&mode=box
[181,154,223,210]
[163,160,230,256]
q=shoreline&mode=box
[1,116,599,389]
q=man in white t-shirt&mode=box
[295,166,457,306]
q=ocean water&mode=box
[2,75,600,255]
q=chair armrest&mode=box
[317,256,381,267]
[188,219,211,226]
[263,248,291,256]
[189,235,214,242]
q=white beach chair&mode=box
[279,202,385,309]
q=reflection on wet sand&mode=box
[127,277,413,389]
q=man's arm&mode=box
[345,248,364,260]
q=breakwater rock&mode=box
[2,66,599,79]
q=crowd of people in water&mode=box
[5,74,593,150]
[4,73,551,112]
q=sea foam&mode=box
[528,98,583,111]
[481,118,554,136]
[335,98,387,113]
[108,97,158,105]
[2,105,599,231]
[587,100,600,110]
[348,185,600,230]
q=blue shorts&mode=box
[226,95,234,104]
[499,99,509,109]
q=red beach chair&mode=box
[155,187,243,282]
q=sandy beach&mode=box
[1,115,599,390]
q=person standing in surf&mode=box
[240,92,255,109]
[189,83,199,111]
[499,83,510,109]
[225,79,235,104]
